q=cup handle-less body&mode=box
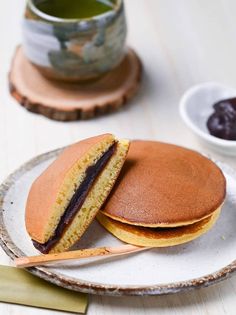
[22,0,127,82]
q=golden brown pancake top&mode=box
[102,141,226,226]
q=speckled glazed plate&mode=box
[0,149,236,296]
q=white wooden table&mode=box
[1,0,236,314]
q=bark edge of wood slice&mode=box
[9,46,142,121]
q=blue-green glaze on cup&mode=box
[22,0,127,81]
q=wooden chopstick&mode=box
[14,244,148,268]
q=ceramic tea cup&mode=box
[22,0,127,81]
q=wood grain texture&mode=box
[1,0,236,314]
[14,245,145,268]
[9,47,142,121]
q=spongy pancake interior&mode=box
[96,206,221,248]
[50,139,129,253]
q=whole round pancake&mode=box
[96,208,221,247]
[101,141,226,227]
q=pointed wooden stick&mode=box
[14,245,148,268]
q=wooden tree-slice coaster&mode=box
[9,46,142,121]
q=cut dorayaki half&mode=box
[25,134,129,253]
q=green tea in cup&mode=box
[36,0,115,19]
[23,0,126,81]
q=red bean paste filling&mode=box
[33,142,117,253]
[207,98,236,140]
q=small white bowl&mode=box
[179,82,236,156]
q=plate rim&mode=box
[0,148,236,296]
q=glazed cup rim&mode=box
[27,0,122,23]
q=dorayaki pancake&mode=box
[101,141,226,227]
[25,134,129,253]
[96,208,221,247]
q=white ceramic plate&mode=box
[0,148,236,296]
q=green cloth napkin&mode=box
[0,265,88,313]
